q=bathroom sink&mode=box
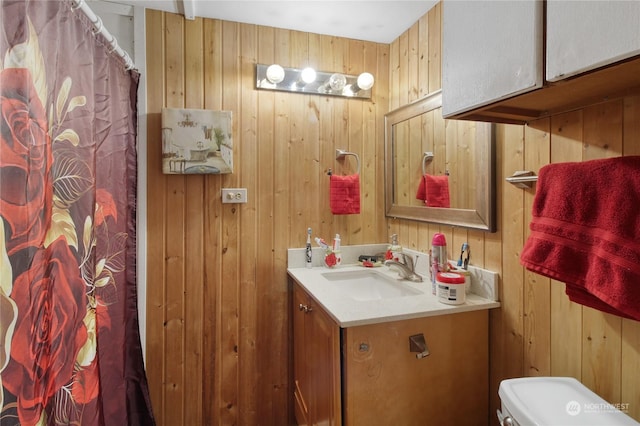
[321,270,423,301]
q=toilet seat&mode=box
[498,377,639,426]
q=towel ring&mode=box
[335,149,360,174]
[421,151,434,175]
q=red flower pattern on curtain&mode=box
[0,1,154,424]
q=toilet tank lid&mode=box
[498,377,639,426]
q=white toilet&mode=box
[498,377,640,425]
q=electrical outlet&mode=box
[221,188,248,204]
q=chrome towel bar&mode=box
[506,170,538,189]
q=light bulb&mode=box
[329,73,347,91]
[301,67,317,84]
[356,72,374,90]
[265,64,285,84]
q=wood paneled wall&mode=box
[145,3,640,425]
[145,9,390,425]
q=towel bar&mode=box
[335,149,360,174]
[506,170,538,189]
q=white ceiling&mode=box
[109,0,439,43]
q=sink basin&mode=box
[321,270,423,301]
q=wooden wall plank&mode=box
[522,119,551,377]
[499,123,526,379]
[317,36,335,242]
[347,39,364,243]
[163,11,186,426]
[548,110,584,380]
[360,41,379,243]
[624,94,640,154]
[621,319,640,419]
[417,14,429,100]
[427,2,442,93]
[183,16,205,426]
[144,10,167,426]
[271,28,293,425]
[202,17,223,426]
[621,94,640,420]
[486,121,504,420]
[219,20,241,424]
[255,25,281,422]
[239,22,259,425]
[581,100,624,403]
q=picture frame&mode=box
[161,108,233,174]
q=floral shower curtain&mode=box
[0,0,154,424]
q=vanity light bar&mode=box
[255,63,373,99]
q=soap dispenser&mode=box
[387,234,403,262]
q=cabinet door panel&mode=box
[293,282,341,426]
[546,1,640,82]
[442,0,543,117]
[342,311,488,426]
[309,302,340,426]
[293,286,310,425]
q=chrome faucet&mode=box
[384,253,423,282]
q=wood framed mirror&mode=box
[384,90,496,231]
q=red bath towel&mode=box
[520,156,640,321]
[416,174,450,208]
[330,174,360,215]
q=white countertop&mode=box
[288,246,500,327]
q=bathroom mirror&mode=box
[385,90,496,231]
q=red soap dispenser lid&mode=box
[432,233,446,246]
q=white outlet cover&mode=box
[221,188,247,203]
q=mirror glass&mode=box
[385,90,496,231]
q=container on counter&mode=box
[436,272,466,305]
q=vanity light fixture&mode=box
[255,63,373,99]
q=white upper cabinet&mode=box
[546,0,640,82]
[441,0,640,124]
[442,0,543,118]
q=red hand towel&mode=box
[520,156,640,321]
[416,174,450,208]
[330,174,360,215]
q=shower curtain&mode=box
[0,0,154,424]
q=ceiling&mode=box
[111,0,439,43]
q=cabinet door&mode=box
[442,0,543,117]
[293,283,341,426]
[342,311,488,426]
[307,300,341,426]
[293,286,311,425]
[546,0,640,82]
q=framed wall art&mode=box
[161,108,233,174]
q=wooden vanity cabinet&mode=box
[292,281,489,426]
[293,283,341,426]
